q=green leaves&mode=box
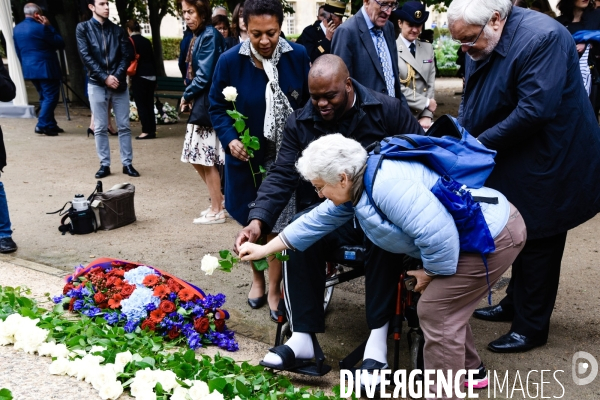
[0,286,41,321]
[218,250,239,273]
[253,258,269,272]
[0,388,13,400]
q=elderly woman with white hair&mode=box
[239,134,526,397]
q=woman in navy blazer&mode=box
[209,0,309,319]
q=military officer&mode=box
[394,1,437,129]
[296,0,346,63]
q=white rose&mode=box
[91,364,118,391]
[115,350,133,368]
[70,349,87,358]
[37,342,56,357]
[204,391,225,400]
[14,326,48,354]
[134,389,157,400]
[48,357,70,375]
[66,358,81,376]
[52,343,70,359]
[155,369,179,391]
[201,254,220,275]
[188,381,210,400]
[170,387,189,400]
[222,86,238,102]
[99,380,124,400]
[90,345,106,354]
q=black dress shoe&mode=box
[34,127,58,136]
[247,294,266,309]
[488,332,546,353]
[473,304,514,322]
[52,126,65,133]
[270,309,278,323]
[35,126,44,134]
[123,165,140,177]
[0,237,17,253]
[95,165,111,179]
[135,133,156,140]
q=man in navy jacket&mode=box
[13,3,65,136]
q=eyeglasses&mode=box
[451,16,492,47]
[372,0,399,12]
[314,184,329,195]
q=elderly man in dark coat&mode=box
[449,0,600,353]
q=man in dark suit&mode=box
[296,0,346,63]
[13,3,65,136]
[332,0,407,107]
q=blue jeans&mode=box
[0,181,13,239]
[31,79,60,130]
[88,84,133,167]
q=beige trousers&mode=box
[419,204,527,400]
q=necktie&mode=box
[409,42,416,58]
[372,28,395,98]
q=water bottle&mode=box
[72,194,89,211]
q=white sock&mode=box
[263,332,315,366]
[361,322,389,387]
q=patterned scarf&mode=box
[249,37,294,152]
[185,34,197,83]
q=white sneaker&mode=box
[193,210,226,225]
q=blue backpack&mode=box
[364,115,498,302]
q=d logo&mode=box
[572,351,598,386]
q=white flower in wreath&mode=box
[48,357,70,375]
[155,369,179,391]
[114,350,133,368]
[98,380,124,400]
[170,387,189,400]
[188,380,210,400]
[222,86,238,102]
[201,254,220,275]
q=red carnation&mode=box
[109,269,125,277]
[178,288,196,302]
[108,293,123,309]
[153,285,170,299]
[106,276,123,288]
[159,300,176,313]
[141,319,157,331]
[63,283,74,295]
[167,327,180,339]
[149,309,166,322]
[121,284,135,297]
[214,319,225,332]
[194,317,210,334]
[167,278,181,294]
[142,275,159,287]
[94,292,107,304]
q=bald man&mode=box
[235,55,422,378]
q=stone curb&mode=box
[0,255,66,278]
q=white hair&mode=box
[296,134,368,185]
[212,5,227,17]
[24,3,42,16]
[447,0,512,27]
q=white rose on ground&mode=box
[91,365,118,391]
[201,254,220,275]
[13,326,48,354]
[222,86,238,102]
[70,349,87,358]
[188,380,210,400]
[48,357,70,375]
[52,343,70,359]
[66,358,81,376]
[90,345,106,354]
[170,387,189,400]
[37,341,56,356]
[134,389,157,400]
[155,370,179,391]
[98,380,124,400]
[115,350,133,368]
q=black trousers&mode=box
[283,210,404,333]
[131,76,156,135]
[499,231,568,340]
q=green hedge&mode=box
[437,68,459,77]
[0,46,5,58]
[148,37,182,61]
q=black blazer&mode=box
[297,21,331,63]
[332,8,407,107]
[0,63,15,171]
[129,34,157,77]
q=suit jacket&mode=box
[331,8,407,107]
[297,21,330,63]
[396,38,435,119]
[13,18,64,80]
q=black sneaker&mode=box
[0,237,18,253]
[465,362,488,389]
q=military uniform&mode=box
[396,38,435,119]
[296,21,331,63]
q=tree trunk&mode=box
[147,0,167,77]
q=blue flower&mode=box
[104,312,120,325]
[73,300,84,311]
[52,295,64,304]
[124,319,139,333]
[168,292,177,301]
[120,286,160,321]
[145,303,157,312]
[82,307,103,317]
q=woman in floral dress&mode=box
[180,0,227,224]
